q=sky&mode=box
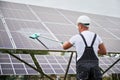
[1,0,120,18]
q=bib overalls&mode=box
[76,34,102,80]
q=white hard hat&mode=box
[76,15,91,27]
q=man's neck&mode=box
[80,29,89,33]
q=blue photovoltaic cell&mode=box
[57,59,67,63]
[54,68,64,74]
[47,59,57,63]
[2,69,14,74]
[0,58,11,63]
[51,64,61,68]
[15,69,27,75]
[43,69,55,74]
[26,69,39,75]
[40,64,51,68]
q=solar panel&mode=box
[0,1,120,52]
[35,55,76,74]
[0,53,39,75]
[35,55,120,75]
[5,19,61,50]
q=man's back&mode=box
[69,31,103,60]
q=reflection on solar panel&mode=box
[0,53,38,75]
[35,55,120,75]
[0,1,120,52]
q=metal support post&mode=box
[64,52,74,80]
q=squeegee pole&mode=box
[36,38,49,49]
[40,36,63,44]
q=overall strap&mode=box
[90,34,97,47]
[80,33,97,47]
[80,34,88,47]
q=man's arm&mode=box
[62,41,73,50]
[98,43,107,55]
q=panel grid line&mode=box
[9,54,16,74]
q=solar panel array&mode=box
[0,53,38,75]
[35,55,120,75]
[0,53,119,75]
[0,1,120,52]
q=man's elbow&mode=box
[62,42,73,50]
[63,46,66,50]
[63,47,67,50]
[98,43,107,55]
[62,45,68,50]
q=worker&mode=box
[62,15,107,80]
